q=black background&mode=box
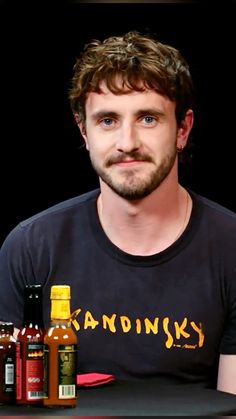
[0,1,234,245]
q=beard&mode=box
[89,146,177,201]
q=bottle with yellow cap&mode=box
[43,285,77,407]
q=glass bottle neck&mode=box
[23,296,44,328]
[50,319,72,327]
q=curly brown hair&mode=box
[69,31,194,127]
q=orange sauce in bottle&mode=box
[43,285,77,407]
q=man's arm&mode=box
[217,354,236,394]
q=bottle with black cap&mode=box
[16,284,44,405]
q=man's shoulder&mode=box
[20,189,100,228]
[194,191,236,219]
[192,190,236,234]
[0,189,101,266]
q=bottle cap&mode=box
[24,284,43,298]
[50,285,71,300]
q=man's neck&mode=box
[97,182,192,256]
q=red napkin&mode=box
[77,372,115,387]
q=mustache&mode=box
[105,151,154,167]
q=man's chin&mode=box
[106,183,157,201]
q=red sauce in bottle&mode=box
[16,285,44,405]
[0,322,16,405]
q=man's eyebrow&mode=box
[134,108,165,118]
[90,108,165,121]
[90,111,120,121]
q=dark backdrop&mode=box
[0,1,234,245]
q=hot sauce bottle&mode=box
[43,285,77,408]
[16,284,44,405]
[0,322,16,404]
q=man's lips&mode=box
[114,159,146,166]
[105,154,153,167]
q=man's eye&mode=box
[101,118,113,126]
[143,116,155,124]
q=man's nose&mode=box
[115,123,141,153]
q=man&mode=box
[0,31,236,394]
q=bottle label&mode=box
[16,342,44,400]
[58,344,77,399]
[2,354,15,393]
[26,343,44,400]
[16,342,22,400]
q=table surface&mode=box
[1,378,236,416]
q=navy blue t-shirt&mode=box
[0,188,236,387]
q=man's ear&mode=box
[74,113,89,150]
[176,109,194,150]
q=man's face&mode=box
[79,83,184,200]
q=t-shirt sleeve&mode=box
[219,266,236,354]
[0,224,36,328]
